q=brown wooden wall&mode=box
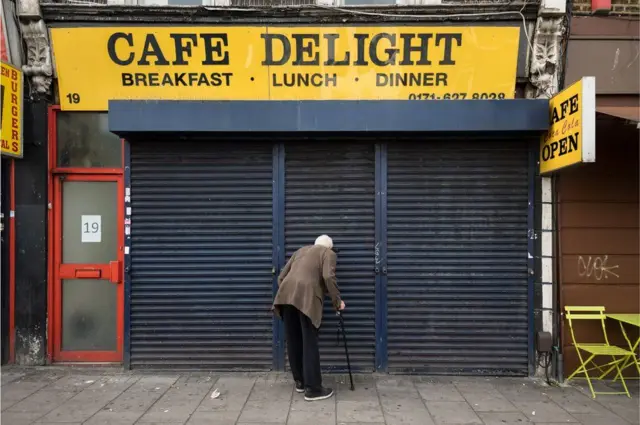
[559,116,639,377]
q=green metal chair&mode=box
[565,306,633,398]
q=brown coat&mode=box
[272,245,341,329]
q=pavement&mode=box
[1,367,638,425]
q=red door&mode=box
[52,174,124,362]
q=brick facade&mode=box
[573,0,639,16]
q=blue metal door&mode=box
[283,142,376,371]
[385,140,530,375]
[129,142,274,369]
[126,138,531,374]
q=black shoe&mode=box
[304,387,334,401]
[295,381,305,393]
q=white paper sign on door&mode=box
[81,215,102,243]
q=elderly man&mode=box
[273,235,346,401]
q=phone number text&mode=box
[408,92,507,100]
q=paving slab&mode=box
[477,412,532,425]
[236,423,285,425]
[35,423,83,425]
[595,400,640,424]
[337,400,385,423]
[337,379,384,423]
[1,367,639,425]
[511,400,579,423]
[377,381,435,425]
[337,423,386,425]
[86,375,179,425]
[187,412,238,425]
[14,369,68,384]
[494,380,551,403]
[236,374,293,424]
[337,378,380,402]
[1,371,26,386]
[289,388,336,425]
[456,383,518,413]
[7,388,77,416]
[543,387,609,415]
[1,411,46,425]
[40,376,139,423]
[48,374,106,393]
[416,382,465,403]
[1,380,55,411]
[426,401,483,425]
[376,377,419,392]
[571,411,634,425]
[194,375,255,414]
[532,423,581,425]
[137,376,215,424]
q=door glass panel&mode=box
[61,181,118,352]
[62,181,117,263]
[62,279,117,351]
[57,113,122,168]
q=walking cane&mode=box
[337,311,355,391]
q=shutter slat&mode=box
[386,141,529,375]
[130,142,274,370]
[285,143,376,372]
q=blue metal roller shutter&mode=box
[386,141,529,375]
[130,142,274,369]
[284,143,376,371]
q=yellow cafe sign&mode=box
[1,61,23,158]
[540,77,596,174]
[50,26,521,111]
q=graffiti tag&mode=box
[578,255,620,281]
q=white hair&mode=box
[314,235,333,249]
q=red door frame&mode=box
[9,159,15,363]
[48,106,125,363]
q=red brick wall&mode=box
[573,0,640,16]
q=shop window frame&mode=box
[47,105,126,363]
[50,107,124,175]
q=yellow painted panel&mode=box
[1,61,23,158]
[51,26,520,111]
[540,77,596,174]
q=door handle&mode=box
[109,261,122,284]
[76,269,101,279]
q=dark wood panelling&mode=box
[571,16,640,37]
[559,120,639,380]
[566,39,640,94]
[560,203,639,228]
[563,316,639,348]
[558,171,638,202]
[558,176,638,203]
[563,285,640,313]
[558,123,639,203]
[562,255,640,285]
[561,229,639,255]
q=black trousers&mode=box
[282,305,322,390]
